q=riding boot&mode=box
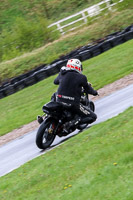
[81,116,96,124]
[63,116,81,133]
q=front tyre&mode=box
[36,120,56,150]
[90,101,95,112]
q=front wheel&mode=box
[36,119,56,150]
[90,101,95,112]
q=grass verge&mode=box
[0,107,133,200]
[0,39,133,136]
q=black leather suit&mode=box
[54,68,97,124]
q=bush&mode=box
[0,17,55,62]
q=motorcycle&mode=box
[36,90,95,150]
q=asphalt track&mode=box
[0,84,133,177]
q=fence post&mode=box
[105,0,113,11]
[57,23,64,35]
[82,12,87,23]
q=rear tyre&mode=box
[36,120,56,150]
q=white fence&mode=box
[48,0,124,35]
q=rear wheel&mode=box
[36,120,56,150]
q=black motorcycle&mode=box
[36,90,95,150]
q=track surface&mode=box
[0,84,133,177]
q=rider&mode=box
[54,58,98,132]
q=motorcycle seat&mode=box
[42,101,62,112]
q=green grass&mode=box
[0,75,57,135]
[0,0,102,62]
[0,0,132,30]
[83,39,133,89]
[0,39,133,136]
[0,0,101,30]
[0,107,133,200]
[0,8,133,82]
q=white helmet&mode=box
[66,59,83,73]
